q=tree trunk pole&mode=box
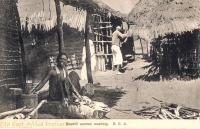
[85,10,93,84]
[54,0,64,54]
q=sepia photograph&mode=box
[0,0,200,128]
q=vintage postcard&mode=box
[0,0,200,128]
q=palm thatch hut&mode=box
[17,0,128,83]
[0,0,128,113]
[129,0,200,79]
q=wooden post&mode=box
[146,40,149,57]
[14,3,26,93]
[140,38,144,58]
[197,30,200,75]
[85,10,93,83]
[54,0,64,54]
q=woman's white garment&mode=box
[81,40,96,80]
[111,45,123,65]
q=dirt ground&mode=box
[38,56,200,119]
[88,57,200,119]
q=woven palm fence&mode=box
[0,0,23,88]
[0,0,23,111]
[128,0,200,41]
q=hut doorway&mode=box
[92,13,133,71]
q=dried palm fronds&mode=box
[133,97,200,119]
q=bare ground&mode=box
[91,58,200,119]
[38,57,200,119]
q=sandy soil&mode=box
[91,58,200,119]
[38,57,200,119]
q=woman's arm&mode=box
[117,31,128,39]
[30,70,54,93]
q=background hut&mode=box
[129,0,200,79]
[129,0,200,40]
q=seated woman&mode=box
[30,53,82,107]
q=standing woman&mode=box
[30,53,82,107]
[112,26,127,74]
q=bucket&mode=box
[19,94,38,118]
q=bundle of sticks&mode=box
[0,100,47,119]
[134,98,200,119]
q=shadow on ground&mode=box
[134,62,161,82]
[134,61,198,82]
[91,86,126,108]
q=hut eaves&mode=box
[18,0,128,32]
[128,0,200,41]
[60,0,128,21]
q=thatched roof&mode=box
[60,0,128,21]
[18,0,88,32]
[17,0,128,32]
[101,0,137,15]
[128,0,200,40]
